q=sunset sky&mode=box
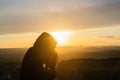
[0,0,120,48]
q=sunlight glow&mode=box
[50,31,71,46]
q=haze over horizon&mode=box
[0,0,120,48]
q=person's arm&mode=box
[46,51,58,69]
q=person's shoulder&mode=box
[25,47,35,55]
[52,50,58,56]
[24,47,36,58]
[27,47,34,52]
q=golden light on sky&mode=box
[50,31,71,46]
[0,0,120,48]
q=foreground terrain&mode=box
[0,47,120,80]
[0,58,120,80]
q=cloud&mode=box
[99,36,116,39]
[99,36,120,41]
[0,0,120,35]
[67,1,120,29]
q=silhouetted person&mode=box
[20,32,58,80]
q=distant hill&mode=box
[0,46,120,62]
[0,48,27,63]
[56,46,120,60]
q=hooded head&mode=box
[33,32,57,50]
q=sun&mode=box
[50,31,71,46]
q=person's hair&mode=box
[33,32,57,49]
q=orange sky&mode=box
[0,26,120,48]
[0,0,120,48]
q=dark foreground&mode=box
[0,58,120,80]
[57,58,120,80]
